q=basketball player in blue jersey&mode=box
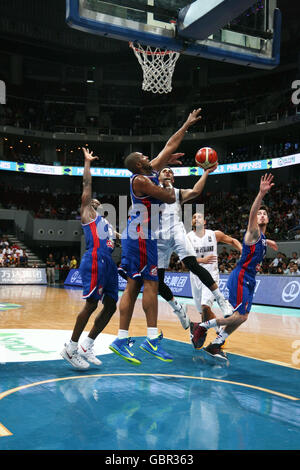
[191,173,277,360]
[61,147,118,370]
[109,108,202,365]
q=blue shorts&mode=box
[227,269,255,315]
[79,251,118,303]
[121,237,158,282]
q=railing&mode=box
[1,107,300,139]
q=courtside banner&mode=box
[1,153,300,177]
[64,270,300,308]
[0,268,47,284]
[218,274,300,309]
[64,270,192,296]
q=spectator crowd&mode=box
[0,176,299,276]
[167,248,300,276]
[0,179,299,241]
[0,236,29,267]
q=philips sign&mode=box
[282,281,300,303]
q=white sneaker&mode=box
[174,303,190,330]
[215,325,224,334]
[217,297,234,318]
[79,344,102,366]
[60,344,90,370]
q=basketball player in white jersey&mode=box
[187,212,242,348]
[157,167,234,328]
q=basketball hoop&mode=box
[129,42,180,94]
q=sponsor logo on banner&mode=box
[70,270,81,283]
[65,270,300,308]
[277,156,296,167]
[0,268,47,284]
[282,281,300,303]
[0,160,11,170]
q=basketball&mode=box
[195,147,218,169]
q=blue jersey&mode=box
[227,232,267,315]
[122,170,162,281]
[79,215,118,301]
[82,214,113,256]
[235,232,267,282]
[128,170,162,240]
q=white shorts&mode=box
[157,225,196,269]
[190,271,220,312]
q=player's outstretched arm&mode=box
[80,147,99,214]
[245,173,274,244]
[215,231,242,253]
[151,108,202,171]
[180,164,217,203]
[133,174,175,203]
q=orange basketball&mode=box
[195,147,218,169]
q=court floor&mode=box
[0,285,300,451]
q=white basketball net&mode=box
[129,42,180,94]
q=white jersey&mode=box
[157,188,195,269]
[159,188,182,238]
[187,229,219,310]
[187,229,219,279]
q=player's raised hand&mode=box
[205,163,218,174]
[82,147,99,162]
[260,173,274,195]
[167,152,185,166]
[267,239,279,251]
[185,108,202,127]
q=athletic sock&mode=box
[147,327,158,339]
[118,329,129,339]
[211,287,221,299]
[201,319,217,330]
[212,331,229,344]
[67,340,78,354]
[81,336,94,350]
[168,299,181,311]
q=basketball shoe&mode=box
[216,297,233,318]
[203,342,228,360]
[79,344,102,366]
[61,344,90,370]
[109,337,141,365]
[139,332,173,362]
[189,322,207,349]
[174,303,190,330]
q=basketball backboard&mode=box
[66,0,281,69]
